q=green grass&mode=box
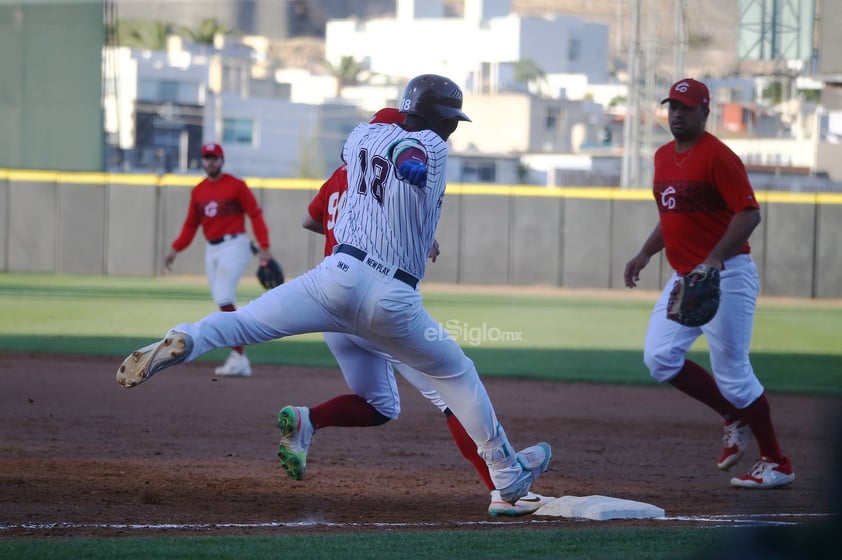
[0,523,837,560]
[0,527,756,560]
[0,272,839,395]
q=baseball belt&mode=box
[334,244,419,289]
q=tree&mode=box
[514,58,546,85]
[180,18,231,46]
[327,56,364,97]
[111,20,172,50]
[513,58,549,96]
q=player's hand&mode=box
[164,251,177,271]
[428,239,440,263]
[399,160,427,188]
[623,253,650,289]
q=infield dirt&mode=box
[1,352,838,538]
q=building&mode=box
[103,36,366,178]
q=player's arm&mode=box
[302,212,324,234]
[166,196,202,270]
[239,181,274,260]
[707,151,761,270]
[429,239,440,262]
[624,224,665,288]
[390,138,428,188]
[703,207,761,270]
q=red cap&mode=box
[369,107,405,125]
[201,143,224,158]
[661,78,710,108]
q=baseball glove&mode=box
[666,264,721,327]
[256,258,284,290]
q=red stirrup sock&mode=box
[445,409,495,491]
[668,360,740,421]
[739,394,786,463]
[309,394,390,429]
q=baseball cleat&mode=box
[496,442,552,505]
[116,331,193,388]
[277,406,314,481]
[214,351,252,377]
[488,490,553,517]
[718,419,751,470]
[730,456,795,489]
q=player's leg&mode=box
[392,361,493,486]
[644,273,749,470]
[117,261,348,387]
[364,288,551,504]
[209,237,254,376]
[276,332,397,480]
[706,257,794,488]
[395,362,551,515]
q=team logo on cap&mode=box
[674,82,691,93]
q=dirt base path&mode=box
[1,352,838,538]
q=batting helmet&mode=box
[399,74,471,124]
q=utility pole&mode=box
[674,0,687,80]
[621,0,642,188]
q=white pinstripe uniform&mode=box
[168,121,524,490]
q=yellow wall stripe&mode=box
[2,168,841,204]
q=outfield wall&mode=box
[1,169,840,298]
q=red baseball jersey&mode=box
[653,131,759,274]
[307,164,348,257]
[171,173,270,252]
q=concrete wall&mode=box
[2,170,841,299]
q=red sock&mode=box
[669,360,740,421]
[445,409,494,491]
[739,394,785,462]
[219,304,243,354]
[309,394,390,430]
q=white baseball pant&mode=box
[643,254,765,408]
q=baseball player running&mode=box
[164,143,274,377]
[623,78,794,489]
[117,74,551,505]
[287,108,550,516]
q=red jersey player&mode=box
[165,143,274,377]
[624,78,794,489]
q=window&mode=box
[222,118,254,145]
[137,80,201,104]
[569,38,581,62]
[545,106,560,131]
[461,160,496,183]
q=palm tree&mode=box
[513,58,552,96]
[327,56,364,97]
[514,58,547,85]
[112,20,172,50]
[180,18,231,46]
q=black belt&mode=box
[208,233,240,245]
[334,244,419,289]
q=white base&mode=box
[534,495,665,520]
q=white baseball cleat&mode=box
[730,456,795,489]
[488,490,554,517]
[718,419,751,471]
[214,351,252,377]
[116,331,193,388]
[495,442,552,504]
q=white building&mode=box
[325,0,611,95]
[103,37,367,178]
